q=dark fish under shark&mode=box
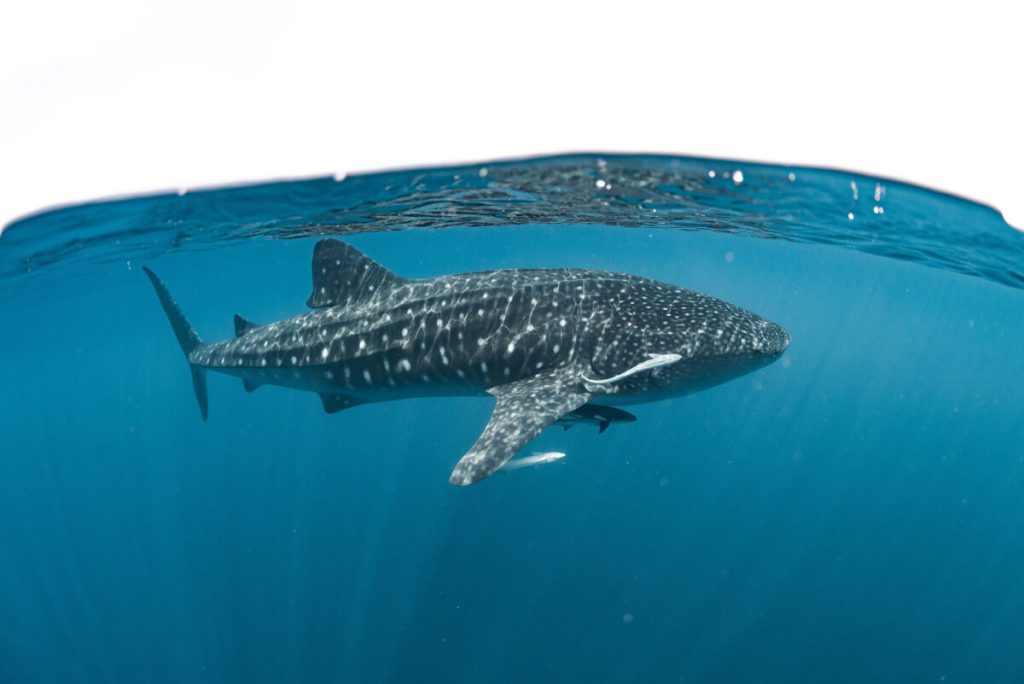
[145,239,790,486]
[556,405,636,433]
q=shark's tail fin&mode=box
[143,266,209,421]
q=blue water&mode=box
[2,155,1024,682]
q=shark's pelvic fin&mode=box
[242,379,262,393]
[233,314,259,337]
[319,392,363,414]
[143,266,209,421]
[449,369,590,486]
[306,239,409,309]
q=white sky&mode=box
[2,1,1021,231]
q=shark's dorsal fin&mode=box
[233,314,259,337]
[306,239,408,309]
[319,392,363,414]
[449,369,590,486]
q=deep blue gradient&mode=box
[2,156,1024,682]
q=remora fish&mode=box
[145,239,789,486]
[556,405,637,433]
[497,451,567,472]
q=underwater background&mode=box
[2,154,1023,682]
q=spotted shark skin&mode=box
[145,239,790,486]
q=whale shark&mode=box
[145,238,789,486]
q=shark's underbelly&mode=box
[214,354,707,408]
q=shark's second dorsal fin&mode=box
[233,314,259,337]
[306,239,408,309]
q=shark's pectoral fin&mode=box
[319,392,363,414]
[449,369,589,486]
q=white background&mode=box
[2,1,1021,231]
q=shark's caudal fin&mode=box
[142,267,209,421]
[306,239,409,309]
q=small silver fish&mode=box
[497,451,567,472]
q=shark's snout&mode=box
[732,317,790,358]
[760,320,790,356]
